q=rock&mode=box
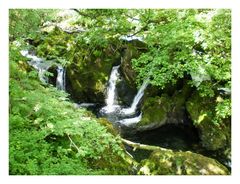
[136,84,192,131]
[36,27,74,60]
[17,60,34,73]
[136,95,169,131]
[186,92,231,151]
[138,150,229,175]
[97,118,119,136]
[47,65,58,86]
[116,77,137,106]
[66,43,121,103]
[120,40,148,92]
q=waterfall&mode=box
[20,50,52,83]
[120,79,149,115]
[56,65,66,91]
[100,64,149,126]
[101,65,120,113]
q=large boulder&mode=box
[136,95,169,131]
[117,40,148,105]
[186,92,231,151]
[138,150,229,175]
[66,46,120,103]
[120,40,147,86]
[136,84,192,131]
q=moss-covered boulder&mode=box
[66,43,121,103]
[138,150,229,175]
[120,40,147,86]
[97,117,119,136]
[36,27,75,60]
[186,92,231,151]
[136,95,170,131]
[35,27,123,103]
[47,65,58,86]
[118,40,148,105]
[137,84,192,131]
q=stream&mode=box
[21,51,231,170]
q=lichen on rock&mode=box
[138,150,229,175]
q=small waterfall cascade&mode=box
[101,65,121,113]
[21,50,66,91]
[100,64,149,127]
[56,65,66,91]
[20,50,52,83]
[120,80,149,115]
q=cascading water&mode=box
[118,113,142,127]
[20,50,52,83]
[120,79,149,115]
[56,65,66,91]
[101,65,121,113]
[100,64,149,127]
[21,50,66,91]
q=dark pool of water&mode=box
[122,123,200,161]
[79,104,231,171]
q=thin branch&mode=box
[121,138,168,152]
[67,134,80,152]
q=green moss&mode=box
[186,92,231,151]
[138,150,229,175]
[97,118,119,136]
[138,95,170,127]
[37,27,75,60]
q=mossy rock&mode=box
[36,27,75,60]
[120,40,148,90]
[66,45,121,103]
[186,92,231,151]
[47,65,58,86]
[137,84,191,131]
[136,95,170,131]
[97,118,119,136]
[138,150,229,175]
[17,60,34,73]
[116,77,137,106]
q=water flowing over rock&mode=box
[120,80,149,116]
[20,50,52,83]
[118,113,142,127]
[100,65,149,127]
[101,65,121,113]
[56,65,66,91]
[21,50,66,91]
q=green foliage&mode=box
[9,9,231,175]
[214,98,231,124]
[9,9,58,40]
[130,9,231,125]
[9,44,131,175]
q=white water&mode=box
[101,65,121,113]
[20,50,52,83]
[56,65,66,91]
[120,79,149,115]
[100,64,149,126]
[118,113,142,127]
